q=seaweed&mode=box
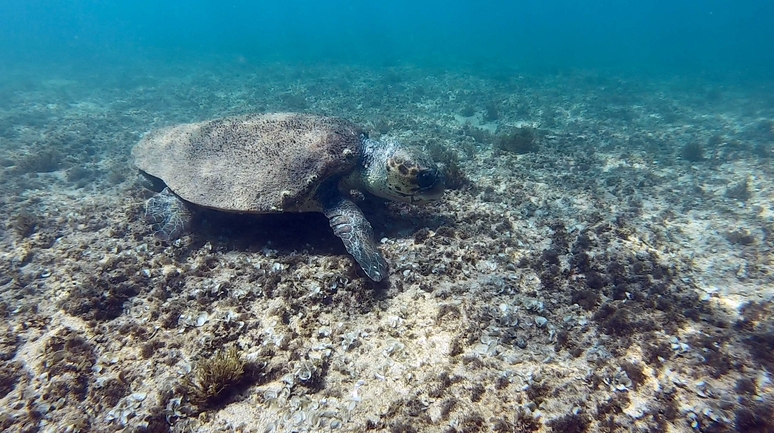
[707,134,724,147]
[680,142,704,162]
[493,415,540,433]
[59,255,145,322]
[460,105,476,117]
[65,166,94,183]
[483,102,500,122]
[593,302,656,336]
[183,347,247,407]
[547,414,589,433]
[389,422,417,433]
[459,413,486,433]
[438,398,457,420]
[470,383,485,402]
[41,330,96,408]
[462,124,495,144]
[725,179,751,201]
[734,402,774,432]
[525,380,551,406]
[751,119,774,141]
[88,377,128,412]
[495,127,538,154]
[735,377,757,395]
[15,148,63,173]
[11,210,38,237]
[619,361,645,390]
[425,140,468,189]
[753,143,772,158]
[725,229,755,246]
[0,361,23,398]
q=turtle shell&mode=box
[132,113,364,213]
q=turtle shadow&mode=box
[189,196,452,256]
[176,197,452,294]
[186,207,397,297]
[191,209,345,257]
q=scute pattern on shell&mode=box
[132,113,363,213]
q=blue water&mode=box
[2,3,774,431]
[2,0,773,79]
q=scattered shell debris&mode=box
[0,62,773,432]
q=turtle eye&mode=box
[416,169,437,189]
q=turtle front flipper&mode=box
[322,195,389,282]
[144,187,192,241]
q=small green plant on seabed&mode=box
[680,142,704,162]
[495,126,538,154]
[183,347,246,406]
[425,141,468,189]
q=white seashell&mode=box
[195,312,209,327]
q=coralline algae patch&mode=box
[0,63,773,432]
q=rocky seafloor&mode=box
[0,60,772,433]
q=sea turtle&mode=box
[132,113,445,282]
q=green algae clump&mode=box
[183,347,246,406]
[495,126,538,154]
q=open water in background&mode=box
[1,2,774,431]
[1,0,773,81]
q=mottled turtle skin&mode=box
[132,113,445,282]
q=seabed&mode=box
[0,61,772,432]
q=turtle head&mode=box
[360,137,445,204]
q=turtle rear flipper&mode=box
[323,195,388,282]
[145,187,192,241]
